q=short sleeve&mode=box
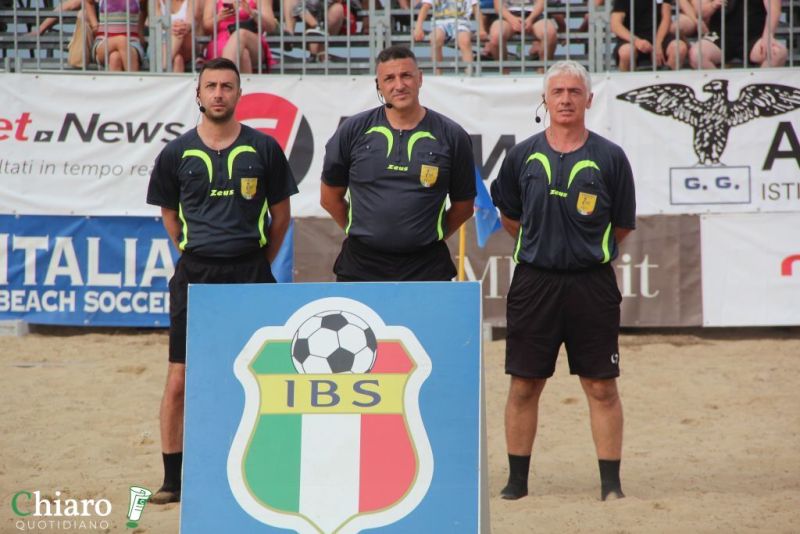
[490,148,523,220]
[262,136,299,205]
[611,0,627,13]
[321,121,353,188]
[146,143,181,210]
[610,146,636,229]
[448,127,477,202]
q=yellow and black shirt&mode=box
[322,106,476,253]
[147,125,298,257]
[491,131,636,270]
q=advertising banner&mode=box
[1,70,798,219]
[701,213,800,326]
[181,282,485,533]
[0,214,174,326]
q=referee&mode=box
[491,60,636,501]
[146,58,298,504]
[320,45,476,281]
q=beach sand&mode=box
[2,327,798,533]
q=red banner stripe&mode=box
[358,413,416,513]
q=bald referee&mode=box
[320,45,476,281]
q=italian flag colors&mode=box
[241,341,419,533]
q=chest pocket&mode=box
[567,162,608,221]
[414,144,450,191]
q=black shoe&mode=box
[150,486,181,504]
[601,488,625,501]
[500,481,528,500]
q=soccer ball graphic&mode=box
[291,310,378,374]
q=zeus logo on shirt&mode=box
[210,189,234,197]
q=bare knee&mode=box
[581,378,619,405]
[508,376,546,405]
[163,364,186,403]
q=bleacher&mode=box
[1,0,798,74]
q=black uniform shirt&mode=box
[491,131,636,270]
[147,125,298,257]
[322,106,476,253]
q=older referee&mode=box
[491,60,636,501]
[320,45,476,281]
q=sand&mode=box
[1,327,799,534]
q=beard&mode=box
[205,105,236,124]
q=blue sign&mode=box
[182,282,483,533]
[0,214,294,326]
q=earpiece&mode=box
[534,98,545,124]
[375,79,393,109]
[197,99,206,113]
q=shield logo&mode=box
[241,178,258,200]
[576,191,597,215]
[228,297,434,534]
[419,165,438,188]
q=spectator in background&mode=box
[89,0,147,71]
[610,0,686,71]
[414,0,487,75]
[28,0,89,36]
[203,0,278,73]
[282,0,346,60]
[156,0,202,72]
[688,0,786,69]
[485,0,558,65]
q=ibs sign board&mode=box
[182,282,484,533]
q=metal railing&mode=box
[1,0,796,74]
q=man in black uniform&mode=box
[146,58,298,504]
[491,60,636,501]
[320,45,476,281]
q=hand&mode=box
[507,16,521,33]
[655,46,665,66]
[172,19,188,35]
[634,38,652,53]
[479,28,488,41]
[523,16,534,35]
[413,27,424,42]
[219,2,235,17]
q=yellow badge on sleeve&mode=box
[241,178,258,200]
[420,165,439,188]
[576,191,597,215]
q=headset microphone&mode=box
[375,80,393,109]
[534,99,545,124]
[197,99,206,113]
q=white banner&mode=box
[0,69,798,218]
[701,213,800,326]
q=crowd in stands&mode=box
[11,0,792,72]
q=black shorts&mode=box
[333,236,456,282]
[168,249,275,363]
[505,263,622,379]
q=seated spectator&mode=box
[413,0,487,74]
[485,0,558,64]
[688,0,787,69]
[89,0,147,71]
[610,0,686,71]
[282,0,346,59]
[156,0,201,72]
[203,0,278,73]
[28,0,86,36]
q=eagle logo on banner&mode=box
[228,297,434,533]
[616,80,800,165]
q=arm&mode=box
[85,0,98,32]
[203,0,217,34]
[474,3,487,39]
[693,0,721,23]
[413,3,430,42]
[614,227,632,243]
[264,198,291,263]
[320,182,349,231]
[499,213,520,238]
[444,199,474,239]
[161,207,182,251]
[654,2,672,63]
[763,0,781,37]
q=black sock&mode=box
[599,459,623,500]
[501,454,530,499]
[161,452,183,492]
